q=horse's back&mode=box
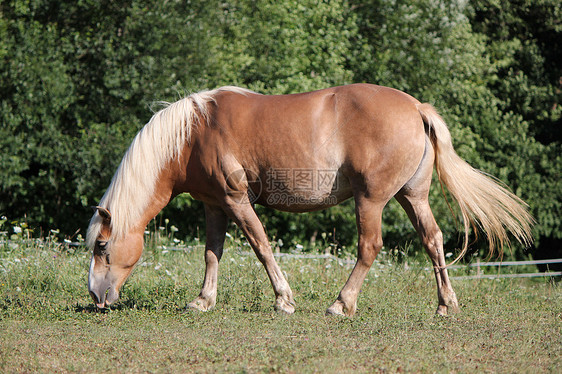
[198,84,427,209]
[211,83,424,155]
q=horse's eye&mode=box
[96,241,108,250]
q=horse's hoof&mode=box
[186,297,214,312]
[436,303,460,316]
[326,300,355,317]
[275,305,295,314]
[275,299,295,314]
[325,307,346,316]
[436,305,448,316]
[275,296,295,314]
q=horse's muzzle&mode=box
[89,280,120,309]
[88,257,120,308]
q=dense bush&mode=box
[1,0,559,259]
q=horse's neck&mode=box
[146,177,177,227]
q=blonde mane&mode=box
[86,86,254,248]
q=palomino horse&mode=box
[87,84,533,316]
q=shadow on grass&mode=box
[74,303,110,314]
[74,299,194,314]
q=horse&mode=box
[87,84,533,316]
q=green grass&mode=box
[0,238,560,373]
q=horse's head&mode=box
[88,206,144,308]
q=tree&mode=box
[1,0,559,262]
[467,0,562,263]
[0,0,211,234]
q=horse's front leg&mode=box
[187,204,228,311]
[326,197,384,317]
[225,202,295,314]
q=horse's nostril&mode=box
[89,290,100,304]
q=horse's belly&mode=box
[253,168,352,212]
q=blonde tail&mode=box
[417,103,534,265]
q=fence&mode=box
[4,239,560,280]
[237,251,562,280]
[446,258,562,280]
[89,242,562,281]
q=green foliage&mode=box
[0,0,559,259]
[466,0,562,257]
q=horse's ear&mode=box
[92,206,111,222]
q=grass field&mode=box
[0,236,560,373]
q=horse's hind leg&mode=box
[187,204,228,311]
[396,174,460,315]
